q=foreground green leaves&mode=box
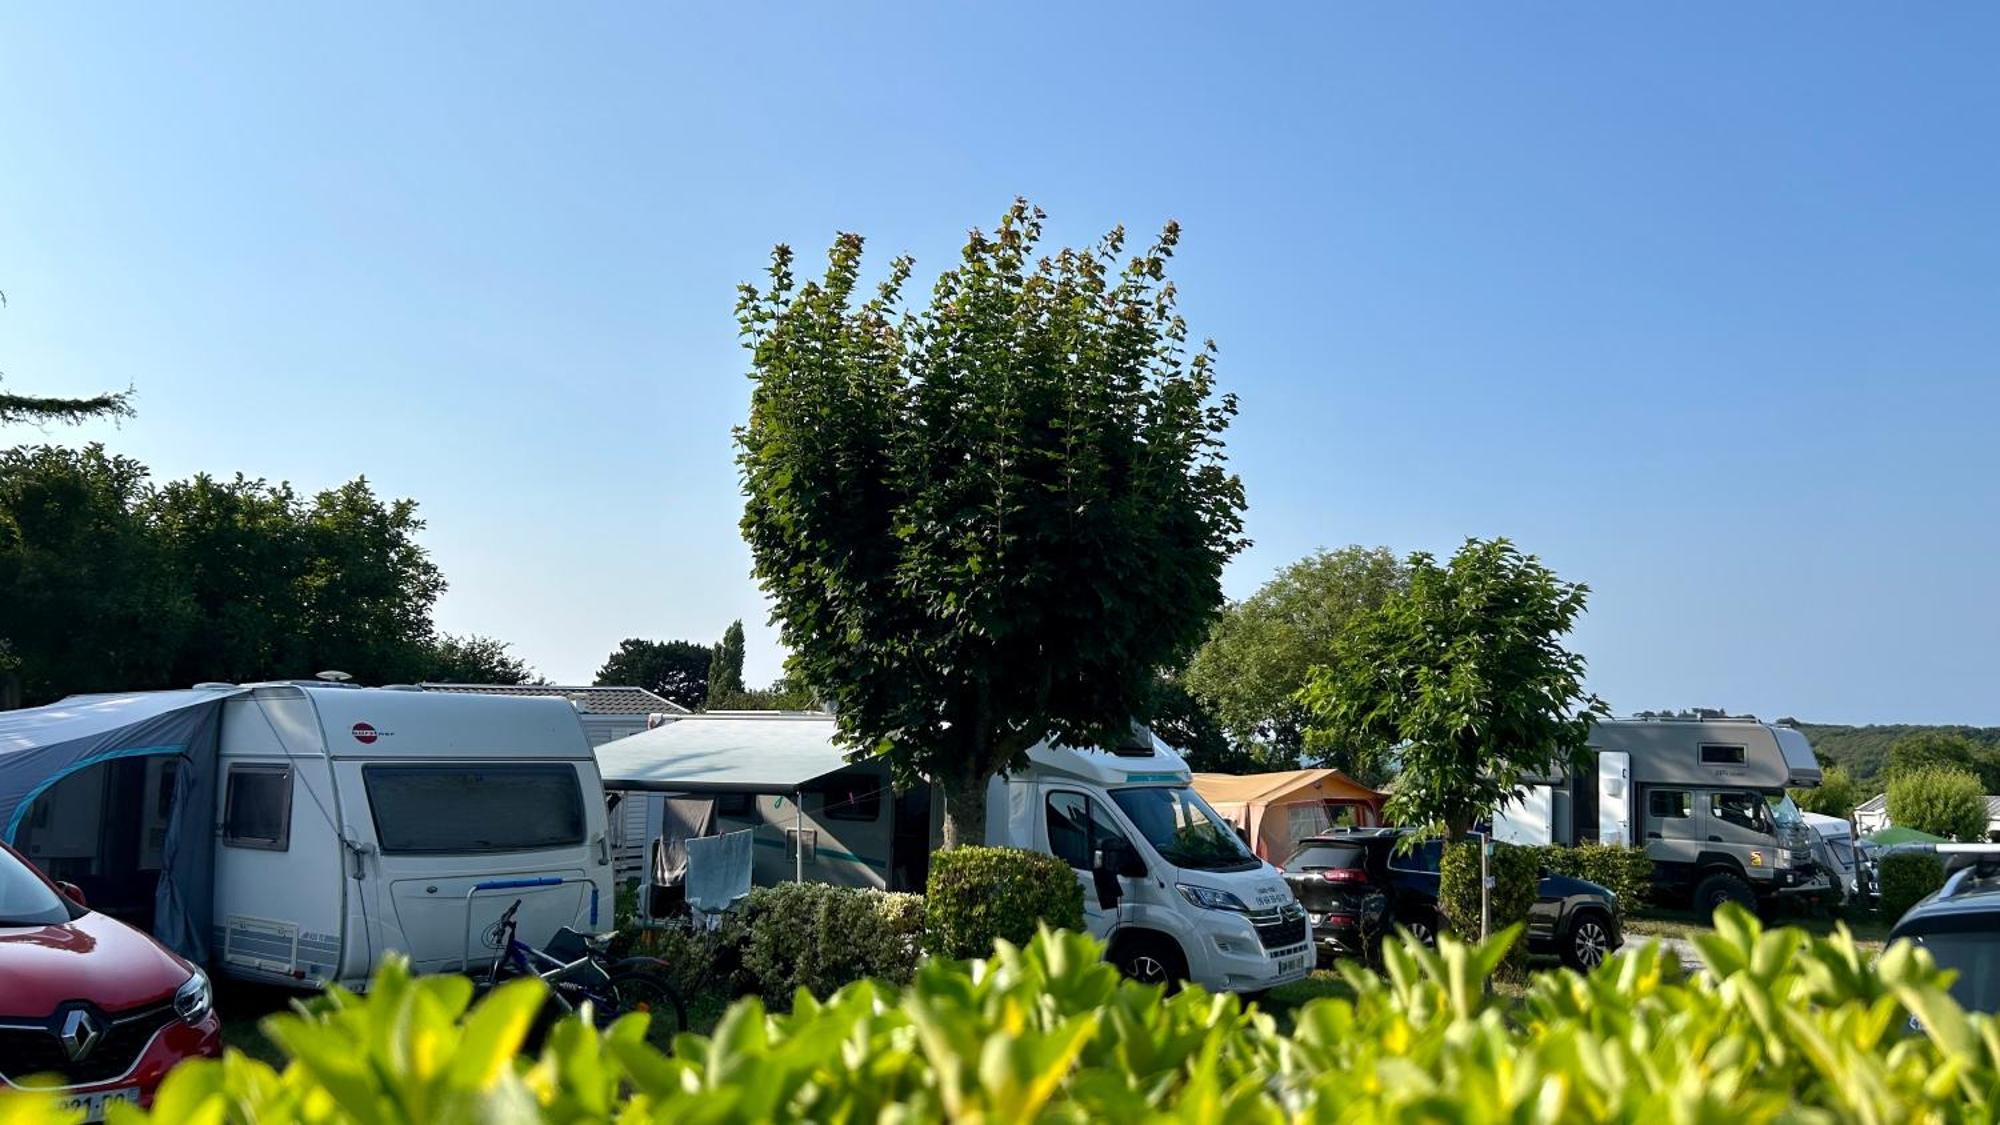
[3,905,1993,1122]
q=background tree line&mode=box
[591,621,815,713]
[0,443,535,707]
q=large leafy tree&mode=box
[595,638,711,711]
[424,634,537,685]
[1184,545,1406,774]
[1298,538,1607,841]
[1791,764,1863,819]
[707,620,747,706]
[1886,730,2000,792]
[1,444,494,706]
[736,201,1248,846]
[1886,765,1989,842]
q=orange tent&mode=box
[1193,769,1387,862]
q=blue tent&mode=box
[0,688,243,961]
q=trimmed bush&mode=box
[1887,765,1989,842]
[731,882,925,1002]
[1879,851,1946,922]
[1438,839,1538,971]
[1538,842,1653,905]
[924,845,1084,958]
[28,907,1999,1122]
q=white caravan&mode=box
[3,683,614,990]
[598,714,1315,993]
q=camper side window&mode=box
[1045,791,1131,871]
[1648,790,1691,819]
[1700,744,1747,765]
[223,764,293,851]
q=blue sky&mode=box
[2,6,1995,723]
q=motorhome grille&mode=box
[1251,903,1309,951]
[0,1001,177,1085]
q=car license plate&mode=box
[1277,955,1306,976]
[56,1088,140,1123]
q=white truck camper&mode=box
[0,682,615,990]
[597,713,1315,993]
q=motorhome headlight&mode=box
[174,967,213,1024]
[1176,883,1250,913]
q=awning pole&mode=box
[795,788,804,883]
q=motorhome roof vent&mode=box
[315,670,354,683]
[192,681,237,690]
[1109,724,1155,758]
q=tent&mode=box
[0,688,241,961]
[1192,769,1386,862]
[1867,825,1948,847]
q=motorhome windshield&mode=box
[1766,794,1804,828]
[1110,786,1259,872]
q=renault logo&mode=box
[58,1008,104,1062]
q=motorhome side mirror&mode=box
[55,881,86,908]
[1092,841,1141,909]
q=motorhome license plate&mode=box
[1277,955,1306,976]
[57,1087,139,1122]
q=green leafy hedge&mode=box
[732,882,925,1002]
[9,906,1995,1122]
[923,845,1083,958]
[1879,851,1946,921]
[1537,841,1653,905]
[1438,840,1539,956]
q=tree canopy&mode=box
[1298,538,1606,841]
[1,443,520,705]
[1184,545,1406,775]
[0,291,135,427]
[1885,730,2000,792]
[707,620,747,706]
[736,201,1247,845]
[425,634,538,685]
[1886,765,1989,842]
[1791,764,1862,820]
[594,638,711,711]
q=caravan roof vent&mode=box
[1109,724,1156,758]
[315,670,354,683]
[192,681,237,690]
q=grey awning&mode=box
[595,714,855,793]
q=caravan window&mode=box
[1700,744,1747,765]
[364,764,586,855]
[223,764,293,851]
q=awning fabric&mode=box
[1193,768,1387,861]
[597,714,854,793]
[0,688,244,962]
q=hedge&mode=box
[1536,841,1653,905]
[729,882,925,1002]
[1879,851,1946,922]
[923,845,1083,958]
[1438,840,1538,970]
[13,905,1993,1123]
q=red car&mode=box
[0,843,221,1118]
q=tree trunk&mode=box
[938,770,990,851]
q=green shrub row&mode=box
[1437,840,1539,965]
[1879,851,1946,921]
[732,882,925,1001]
[12,905,1993,1123]
[1535,841,1653,904]
[922,845,1084,958]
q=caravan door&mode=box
[340,761,604,974]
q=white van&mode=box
[3,682,614,991]
[599,715,1314,993]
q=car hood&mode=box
[1538,873,1615,903]
[0,911,192,1018]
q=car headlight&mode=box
[1176,883,1250,913]
[174,967,213,1024]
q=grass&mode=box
[1623,904,1892,954]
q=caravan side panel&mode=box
[211,693,348,987]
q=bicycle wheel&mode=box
[607,959,688,1048]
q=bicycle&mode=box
[479,897,689,1047]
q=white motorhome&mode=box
[598,713,1315,993]
[0,682,615,990]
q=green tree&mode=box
[707,619,747,705]
[0,291,135,427]
[1146,676,1253,774]
[1887,730,2000,792]
[736,201,1247,846]
[1886,765,1989,842]
[710,671,818,712]
[424,634,537,685]
[595,638,711,710]
[1792,764,1862,819]
[1184,545,1406,774]
[1298,538,1607,842]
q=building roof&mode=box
[418,683,688,715]
[1856,793,1888,814]
[596,713,849,793]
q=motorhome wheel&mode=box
[1111,933,1188,992]
[1693,872,1756,918]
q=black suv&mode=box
[1885,848,2000,1016]
[1281,828,1623,971]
